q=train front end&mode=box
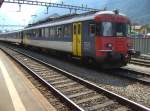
[94,11,133,68]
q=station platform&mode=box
[0,50,56,111]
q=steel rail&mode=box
[109,68,150,84]
[130,58,150,67]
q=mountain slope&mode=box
[34,0,150,25]
[104,0,150,24]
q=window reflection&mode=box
[102,22,113,36]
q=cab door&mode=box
[73,22,82,56]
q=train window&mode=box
[23,32,25,37]
[68,25,71,35]
[45,28,49,38]
[74,25,76,34]
[28,30,31,37]
[51,27,55,37]
[39,29,42,37]
[57,27,63,38]
[115,23,128,36]
[78,24,81,34]
[89,24,96,34]
[26,31,28,37]
[55,27,57,37]
[127,25,131,37]
[35,29,38,37]
[17,33,19,39]
[64,24,71,36]
[96,23,101,36]
[33,30,36,36]
[64,25,68,35]
[97,22,128,37]
[102,22,113,36]
[49,27,51,38]
[56,27,58,36]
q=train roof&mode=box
[23,10,127,31]
[24,13,95,31]
[0,30,22,35]
[95,11,126,16]
[0,10,128,34]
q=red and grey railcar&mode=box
[0,10,133,68]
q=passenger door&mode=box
[73,22,82,56]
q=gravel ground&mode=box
[124,64,150,75]
[6,44,150,108]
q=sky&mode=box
[0,0,61,31]
[0,0,107,23]
[0,0,149,32]
[0,0,110,31]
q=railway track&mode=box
[0,46,149,111]
[138,55,150,61]
[109,68,150,84]
[130,58,150,67]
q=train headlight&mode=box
[107,43,113,48]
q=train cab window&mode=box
[102,22,113,36]
[97,22,128,37]
[115,23,127,36]
[89,24,96,34]
[116,23,128,36]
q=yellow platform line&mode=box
[0,60,26,111]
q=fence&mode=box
[132,38,150,54]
